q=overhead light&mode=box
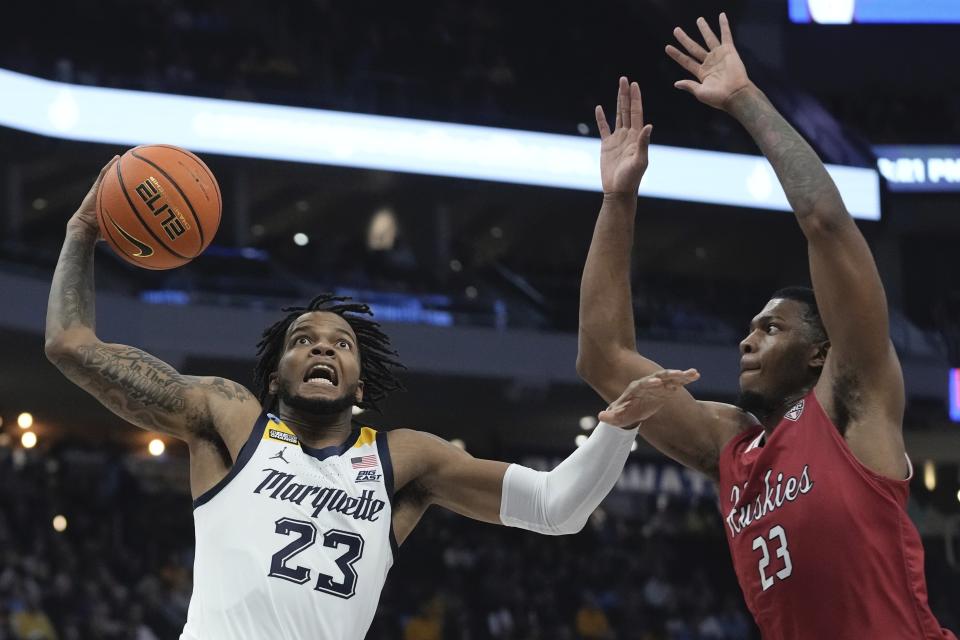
[367,207,398,251]
[293,233,309,246]
[351,405,364,416]
[465,286,478,299]
[956,489,960,504]
[576,123,590,135]
[579,416,597,431]
[52,515,67,532]
[630,441,638,452]
[17,412,33,429]
[450,438,466,450]
[21,431,37,449]
[148,439,165,456]
[923,460,936,491]
[296,199,310,212]
[449,259,462,272]
[490,226,503,239]
[575,435,588,447]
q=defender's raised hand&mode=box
[598,369,700,428]
[595,77,653,195]
[666,13,751,111]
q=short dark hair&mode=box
[771,286,827,344]
[253,294,405,412]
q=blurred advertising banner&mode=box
[790,0,960,24]
[875,146,960,192]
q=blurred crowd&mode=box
[1,442,958,639]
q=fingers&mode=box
[598,408,617,423]
[615,81,623,131]
[595,105,611,139]
[618,76,631,129]
[629,82,644,128]
[672,27,708,62]
[719,12,734,44]
[640,124,653,145]
[83,155,120,200]
[696,16,721,50]
[598,402,633,425]
[665,45,702,78]
[652,368,701,386]
[673,79,699,95]
[95,155,119,185]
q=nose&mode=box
[310,342,335,357]
[739,333,755,355]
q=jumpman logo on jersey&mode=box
[269,449,290,464]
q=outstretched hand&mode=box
[665,13,752,111]
[599,369,700,428]
[595,77,653,196]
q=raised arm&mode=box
[387,370,698,543]
[667,14,905,478]
[576,78,747,479]
[44,160,258,449]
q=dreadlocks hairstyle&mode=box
[253,294,405,412]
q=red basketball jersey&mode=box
[718,390,955,639]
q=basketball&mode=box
[96,145,221,270]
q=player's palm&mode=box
[599,369,699,428]
[666,14,752,112]
[595,77,653,195]
[686,47,750,110]
[600,128,649,195]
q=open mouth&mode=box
[303,363,339,387]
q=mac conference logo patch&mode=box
[784,399,805,422]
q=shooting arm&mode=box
[44,221,256,442]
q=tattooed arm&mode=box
[666,14,906,479]
[44,160,259,444]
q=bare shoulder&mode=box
[697,400,760,467]
[701,400,760,434]
[385,428,468,490]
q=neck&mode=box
[276,402,354,449]
[760,386,812,435]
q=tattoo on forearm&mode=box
[730,89,844,219]
[53,343,189,430]
[48,227,98,336]
[60,236,96,329]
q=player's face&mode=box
[738,298,823,404]
[270,311,363,413]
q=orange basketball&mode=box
[96,145,221,270]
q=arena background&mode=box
[1,1,959,638]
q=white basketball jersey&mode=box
[180,412,396,640]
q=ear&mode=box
[809,340,830,369]
[355,380,365,405]
[268,371,279,395]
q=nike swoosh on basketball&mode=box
[104,212,154,257]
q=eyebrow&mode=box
[749,314,783,330]
[287,325,356,343]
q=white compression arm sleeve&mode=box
[499,422,639,535]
